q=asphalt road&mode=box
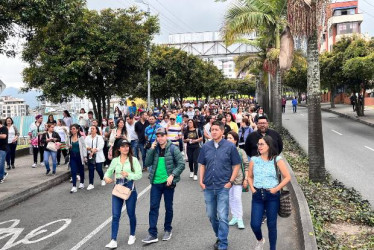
[0,163,300,250]
[283,103,374,209]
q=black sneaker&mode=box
[52,171,56,175]
[214,239,220,250]
[46,170,50,175]
[142,234,158,244]
[11,165,15,169]
[162,231,172,241]
[6,165,11,170]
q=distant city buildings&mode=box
[0,96,28,119]
[320,0,366,52]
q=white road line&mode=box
[331,130,343,136]
[300,114,305,116]
[364,146,374,152]
[70,184,152,250]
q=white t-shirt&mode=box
[126,122,138,141]
[7,125,15,144]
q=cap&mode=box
[156,127,167,135]
[119,139,131,146]
[170,114,176,119]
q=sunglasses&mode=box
[170,118,175,120]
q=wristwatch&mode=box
[230,180,234,185]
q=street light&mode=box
[135,0,151,111]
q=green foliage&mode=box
[281,128,374,249]
[282,50,307,92]
[22,7,159,121]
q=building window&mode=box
[337,22,359,35]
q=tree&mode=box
[222,0,288,131]
[287,0,327,182]
[22,7,159,122]
[282,51,307,100]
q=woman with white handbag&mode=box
[41,124,61,175]
[104,139,142,249]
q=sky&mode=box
[1,0,374,89]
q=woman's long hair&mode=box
[116,118,127,136]
[260,135,277,160]
[113,140,134,172]
[227,131,239,147]
[70,124,81,138]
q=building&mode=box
[166,31,258,78]
[320,0,364,52]
[0,96,28,119]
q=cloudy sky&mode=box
[1,0,373,89]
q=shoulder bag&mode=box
[144,126,156,149]
[46,133,58,152]
[274,158,292,217]
[88,137,98,165]
[112,164,134,200]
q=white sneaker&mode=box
[87,184,94,190]
[77,175,81,181]
[128,235,136,245]
[40,162,45,167]
[70,177,72,182]
[105,239,117,249]
[101,180,106,186]
[105,165,109,169]
[70,187,77,193]
[255,238,265,250]
[32,163,37,168]
[189,172,193,178]
[193,175,198,181]
[79,183,85,189]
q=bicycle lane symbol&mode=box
[0,219,71,250]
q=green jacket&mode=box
[145,140,185,184]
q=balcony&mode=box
[329,13,363,26]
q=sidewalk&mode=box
[301,102,374,127]
[0,154,71,211]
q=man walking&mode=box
[126,114,138,158]
[292,96,298,113]
[281,97,286,113]
[135,111,149,170]
[142,128,185,244]
[0,120,8,183]
[198,121,241,250]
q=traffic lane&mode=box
[78,169,300,250]
[283,106,374,208]
[0,169,152,250]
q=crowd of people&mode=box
[0,99,291,250]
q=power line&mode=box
[358,8,374,19]
[154,0,195,31]
[361,0,374,9]
[149,4,190,33]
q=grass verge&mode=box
[281,128,374,249]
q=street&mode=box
[283,102,374,208]
[0,162,300,250]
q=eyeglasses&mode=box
[257,143,266,147]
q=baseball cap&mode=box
[120,139,131,146]
[156,127,167,135]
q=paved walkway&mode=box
[301,102,374,127]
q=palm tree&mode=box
[287,0,326,182]
[222,0,288,131]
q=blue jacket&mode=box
[292,99,298,106]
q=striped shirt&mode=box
[167,124,181,145]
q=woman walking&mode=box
[41,124,61,175]
[85,125,105,190]
[55,119,70,166]
[183,119,202,180]
[247,135,291,250]
[63,110,73,128]
[108,118,127,157]
[69,124,87,193]
[104,139,142,248]
[29,114,46,168]
[226,113,238,134]
[5,117,19,170]
[226,131,249,229]
[238,118,253,149]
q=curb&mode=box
[281,152,318,250]
[299,103,374,128]
[0,171,71,212]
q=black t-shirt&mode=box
[135,120,150,143]
[0,126,8,151]
[184,129,202,149]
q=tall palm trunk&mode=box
[307,31,326,182]
[273,66,282,131]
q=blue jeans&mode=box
[6,143,17,166]
[111,180,138,240]
[137,142,147,169]
[250,188,280,250]
[0,150,6,179]
[69,151,85,187]
[131,140,139,159]
[148,183,175,237]
[87,162,104,185]
[44,150,57,172]
[204,188,230,250]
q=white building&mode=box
[0,96,28,119]
[166,31,258,78]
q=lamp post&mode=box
[135,0,151,111]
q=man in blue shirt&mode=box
[198,121,241,250]
[128,101,137,116]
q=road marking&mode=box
[70,184,152,250]
[364,146,374,152]
[331,130,343,135]
[300,114,305,116]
